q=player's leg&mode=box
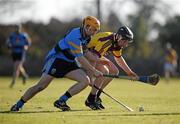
[95,59,119,109]
[10,61,21,88]
[19,62,29,84]
[22,73,53,101]
[65,69,90,95]
[10,56,56,111]
[97,59,119,90]
[54,69,90,111]
[164,63,170,82]
[85,64,108,110]
[10,73,54,111]
[19,52,29,84]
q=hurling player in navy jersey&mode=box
[10,16,103,112]
[7,24,31,88]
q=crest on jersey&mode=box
[51,68,56,75]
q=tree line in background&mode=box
[0,14,180,76]
[0,0,180,76]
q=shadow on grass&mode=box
[73,112,180,117]
[0,109,92,114]
[117,112,180,116]
[1,110,180,117]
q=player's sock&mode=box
[16,99,25,108]
[97,90,102,98]
[87,93,96,103]
[59,91,72,102]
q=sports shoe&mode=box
[54,100,71,111]
[10,104,20,112]
[96,97,105,109]
[85,100,101,110]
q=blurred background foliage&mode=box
[0,0,179,76]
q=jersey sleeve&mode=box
[23,33,31,46]
[67,39,83,58]
[6,35,13,47]
[8,33,14,44]
[112,49,122,58]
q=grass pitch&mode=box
[0,77,180,124]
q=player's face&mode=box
[14,26,21,33]
[114,34,129,48]
[117,39,129,48]
[84,25,99,36]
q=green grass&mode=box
[1,77,180,124]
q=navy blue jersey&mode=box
[7,32,31,53]
[46,27,89,62]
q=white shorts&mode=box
[164,63,175,73]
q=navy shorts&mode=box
[42,57,80,78]
[11,52,25,62]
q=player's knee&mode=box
[110,68,119,75]
[81,76,91,87]
[102,67,109,75]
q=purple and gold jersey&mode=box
[165,48,177,64]
[87,32,122,58]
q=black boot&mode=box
[96,97,105,109]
